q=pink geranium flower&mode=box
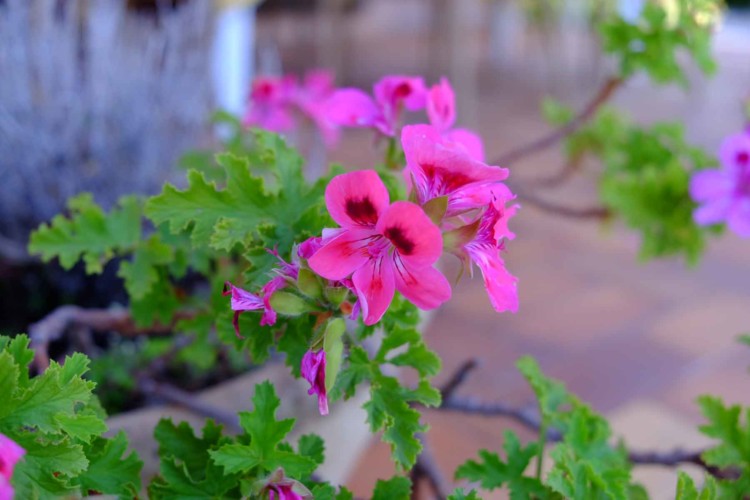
[463,194,519,313]
[690,131,750,237]
[401,124,509,216]
[427,77,485,161]
[0,433,25,500]
[243,75,297,133]
[301,350,328,416]
[326,75,427,137]
[243,70,340,147]
[307,170,451,325]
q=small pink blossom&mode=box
[463,193,520,313]
[301,350,328,416]
[243,75,297,133]
[307,170,451,325]
[327,75,427,137]
[297,237,324,260]
[243,70,340,147]
[402,124,509,216]
[0,434,25,500]
[690,131,750,237]
[427,77,485,161]
[267,483,306,500]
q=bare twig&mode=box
[138,378,242,433]
[493,77,624,167]
[410,433,448,500]
[440,359,480,400]
[516,190,611,220]
[628,449,740,481]
[28,305,194,371]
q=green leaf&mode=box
[210,382,316,478]
[455,430,548,498]
[53,411,108,443]
[298,434,325,466]
[697,396,750,468]
[447,489,483,500]
[29,194,142,273]
[372,476,411,500]
[376,326,441,379]
[117,234,174,300]
[76,433,143,498]
[675,471,718,500]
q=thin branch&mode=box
[493,77,623,167]
[28,305,194,371]
[516,190,611,220]
[410,433,448,500]
[138,378,242,433]
[628,449,740,481]
[439,396,562,441]
[440,359,480,400]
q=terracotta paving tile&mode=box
[649,295,750,357]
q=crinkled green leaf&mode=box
[29,194,142,273]
[75,433,143,498]
[371,476,411,500]
[117,234,174,300]
[455,430,549,499]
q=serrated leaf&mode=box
[76,433,143,498]
[117,234,174,300]
[29,194,142,273]
[298,434,325,467]
[53,411,107,443]
[447,489,482,500]
[372,476,411,500]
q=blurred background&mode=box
[1,0,750,497]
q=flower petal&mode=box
[325,170,390,228]
[376,201,443,268]
[352,256,396,326]
[444,128,485,162]
[719,132,750,173]
[466,244,518,313]
[0,433,25,479]
[727,198,750,238]
[326,88,380,127]
[393,260,451,310]
[694,197,732,226]
[427,77,456,131]
[689,169,733,202]
[308,228,376,281]
[402,124,508,204]
[373,75,427,112]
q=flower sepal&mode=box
[297,267,324,300]
[442,218,481,253]
[269,291,320,317]
[422,195,448,225]
[323,318,346,393]
[253,468,313,500]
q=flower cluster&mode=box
[243,70,339,147]
[690,128,750,237]
[230,73,518,416]
[0,433,25,500]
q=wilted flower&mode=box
[301,350,328,416]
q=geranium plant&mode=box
[3,0,750,498]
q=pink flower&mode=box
[0,434,25,500]
[463,193,519,313]
[327,75,427,137]
[427,77,485,161]
[690,131,750,237]
[307,170,451,325]
[243,75,297,132]
[260,470,312,500]
[401,124,509,216]
[297,237,323,260]
[301,350,328,416]
[292,70,340,147]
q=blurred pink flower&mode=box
[690,131,750,237]
[427,77,485,161]
[301,350,328,416]
[0,433,25,500]
[326,75,427,137]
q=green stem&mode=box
[385,137,398,170]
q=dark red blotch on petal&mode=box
[345,196,379,224]
[737,151,750,166]
[421,162,474,192]
[384,226,415,255]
